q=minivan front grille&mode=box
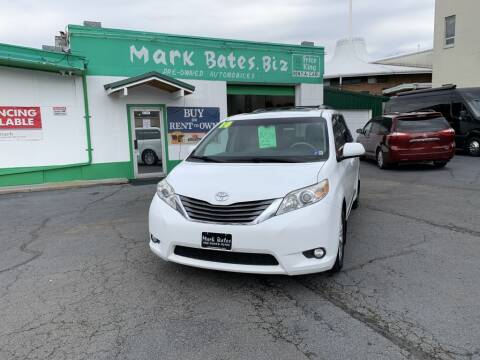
[178,195,274,224]
[174,246,279,266]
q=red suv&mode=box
[356,112,455,169]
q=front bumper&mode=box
[148,195,340,275]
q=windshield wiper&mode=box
[188,155,224,163]
[232,156,299,163]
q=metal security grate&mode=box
[179,195,274,224]
[174,246,279,266]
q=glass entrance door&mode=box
[130,107,166,178]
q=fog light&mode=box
[313,248,326,259]
[302,247,326,259]
[150,234,160,243]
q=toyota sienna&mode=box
[149,108,365,275]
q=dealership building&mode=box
[1,23,386,189]
[0,23,330,187]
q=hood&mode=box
[168,161,326,204]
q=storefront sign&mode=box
[69,26,324,84]
[292,55,321,78]
[0,106,42,140]
[167,107,219,145]
[53,106,67,116]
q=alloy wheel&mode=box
[377,150,384,168]
[468,139,480,156]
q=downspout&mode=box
[81,72,93,164]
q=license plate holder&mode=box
[201,232,232,250]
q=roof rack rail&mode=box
[398,84,456,96]
[406,109,437,113]
[251,105,331,113]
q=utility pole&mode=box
[348,0,353,42]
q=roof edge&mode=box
[0,42,86,73]
[373,48,433,63]
[324,68,432,79]
[67,24,325,54]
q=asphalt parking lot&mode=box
[1,155,479,360]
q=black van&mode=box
[385,85,480,156]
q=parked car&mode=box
[385,85,480,156]
[356,112,455,169]
[135,127,162,166]
[149,108,365,275]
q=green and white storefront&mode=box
[0,24,325,188]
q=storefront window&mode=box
[227,95,294,116]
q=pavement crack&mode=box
[246,277,321,360]
[296,278,467,360]
[365,205,480,238]
[0,217,50,274]
[343,235,429,273]
[80,185,125,213]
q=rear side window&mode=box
[137,130,161,140]
[395,117,451,133]
[379,118,392,134]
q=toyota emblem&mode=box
[215,192,229,202]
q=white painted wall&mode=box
[0,66,88,169]
[433,0,480,87]
[86,76,227,164]
[295,83,324,106]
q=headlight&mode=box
[156,179,180,210]
[276,179,329,215]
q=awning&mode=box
[103,71,195,97]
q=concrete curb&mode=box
[0,178,129,196]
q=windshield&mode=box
[461,90,480,119]
[466,98,480,118]
[188,117,329,163]
[395,117,451,133]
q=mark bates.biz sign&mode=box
[128,45,323,83]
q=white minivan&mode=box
[149,108,365,275]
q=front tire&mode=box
[466,137,480,157]
[433,161,448,168]
[330,207,346,273]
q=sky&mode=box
[1,0,435,60]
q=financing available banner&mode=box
[0,106,42,141]
[167,107,219,145]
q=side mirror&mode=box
[356,128,363,135]
[341,143,365,160]
[459,110,469,120]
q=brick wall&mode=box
[327,73,432,96]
